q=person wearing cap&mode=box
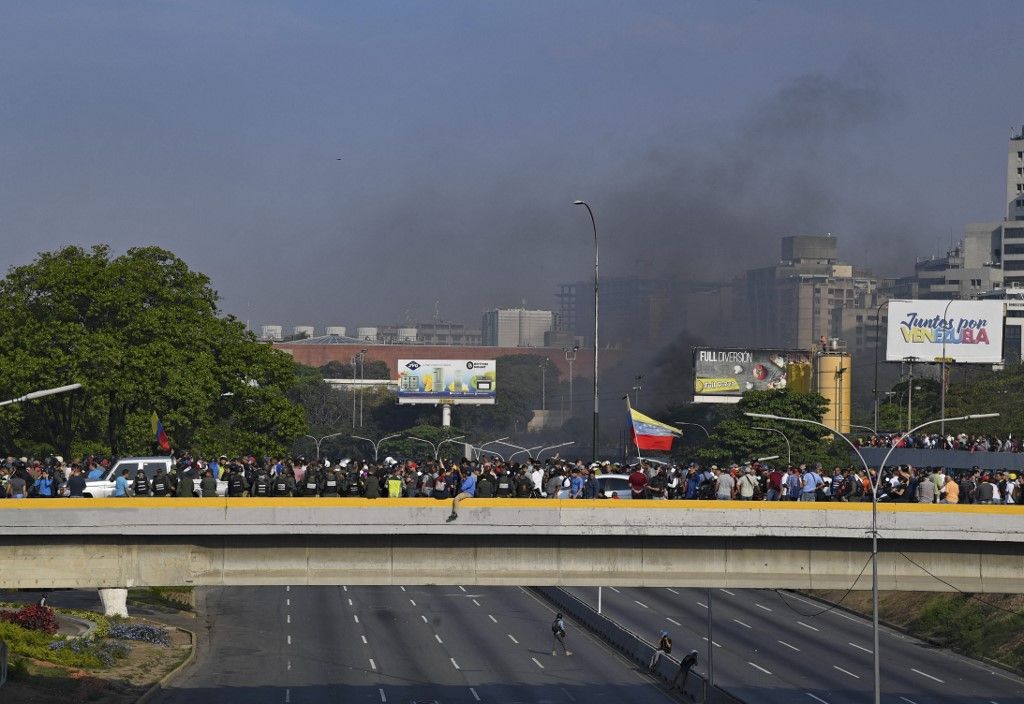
[649,629,673,671]
[737,465,759,501]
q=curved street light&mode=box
[536,441,575,462]
[573,200,599,461]
[407,435,466,461]
[0,383,82,407]
[746,410,998,704]
[751,426,791,466]
[673,421,710,438]
[304,432,347,461]
[351,433,402,462]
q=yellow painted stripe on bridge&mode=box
[1,497,1021,515]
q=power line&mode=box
[772,553,873,618]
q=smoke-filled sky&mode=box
[2,2,1023,331]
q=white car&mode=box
[84,457,227,498]
[557,473,633,499]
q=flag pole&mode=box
[625,396,643,462]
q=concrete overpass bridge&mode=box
[2,499,1020,595]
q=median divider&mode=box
[530,586,743,704]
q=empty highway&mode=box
[154,585,674,704]
[565,586,1024,704]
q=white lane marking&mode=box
[472,599,481,606]
[697,602,708,609]
[561,687,577,702]
[807,695,830,704]
[732,619,751,629]
[348,598,353,606]
[755,603,773,612]
[285,688,290,703]
[286,614,291,624]
[608,586,621,593]
[748,661,772,675]
[778,640,800,652]
[286,598,290,606]
[665,588,679,595]
[287,635,291,645]
[421,615,428,623]
[532,656,545,669]
[508,634,519,644]
[470,688,481,702]
[666,617,681,626]
[899,697,919,704]
[353,614,359,623]
[410,599,417,607]
[342,585,348,592]
[361,635,367,644]
[287,659,292,671]
[911,668,944,683]
[848,642,872,653]
[369,658,377,671]
[488,614,498,623]
[379,688,387,703]
[702,637,721,648]
[286,586,290,592]
[450,657,460,670]
[435,634,443,644]
[720,589,735,596]
[797,621,819,632]
[459,585,466,592]
[400,586,406,592]
[833,665,860,679]
[634,600,649,609]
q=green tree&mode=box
[695,389,850,467]
[0,245,306,456]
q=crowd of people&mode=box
[859,432,1024,452]
[1,452,1022,505]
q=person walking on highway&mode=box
[551,613,572,656]
[649,630,672,671]
[672,650,699,692]
[447,465,478,522]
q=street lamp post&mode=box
[0,383,82,407]
[304,432,347,461]
[573,200,599,461]
[745,410,998,704]
[563,345,578,422]
[407,435,466,461]
[494,439,543,461]
[751,426,791,465]
[939,299,954,436]
[473,436,510,461]
[351,433,402,462]
[673,421,710,439]
[539,358,549,412]
[872,299,889,436]
[632,374,643,407]
[358,349,368,428]
[536,441,575,462]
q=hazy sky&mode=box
[2,1,1023,331]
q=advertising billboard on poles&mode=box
[692,347,812,404]
[885,300,1004,364]
[397,359,496,405]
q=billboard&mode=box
[397,359,496,405]
[886,300,1004,364]
[693,347,812,404]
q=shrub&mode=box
[107,623,170,646]
[0,604,59,634]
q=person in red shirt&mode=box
[629,466,649,499]
[767,466,784,501]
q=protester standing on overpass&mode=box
[672,650,698,692]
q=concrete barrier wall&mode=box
[532,587,743,704]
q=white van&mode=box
[84,457,227,498]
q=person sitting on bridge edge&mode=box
[649,630,672,671]
[672,649,698,692]
[447,464,479,521]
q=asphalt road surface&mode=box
[153,585,676,704]
[565,586,1024,704]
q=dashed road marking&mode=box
[286,598,290,606]
[634,600,649,609]
[720,589,735,596]
[911,668,943,683]
[287,659,292,671]
[608,587,620,593]
[899,697,919,704]
[807,694,830,704]
[353,614,359,624]
[833,665,859,679]
[732,619,751,629]
[472,599,481,606]
[755,603,772,612]
[470,688,481,701]
[450,657,460,670]
[400,586,406,592]
[348,598,353,606]
[508,634,519,644]
[435,634,443,644]
[379,688,387,702]
[848,642,872,653]
[797,621,819,632]
[697,602,708,609]
[702,637,721,648]
[532,657,545,669]
[286,614,290,624]
[342,586,348,592]
[748,661,772,675]
[778,640,800,652]
[285,688,290,703]
[369,658,376,671]
[561,687,577,702]
[459,586,466,592]
[361,635,367,644]
[665,588,679,595]
[421,615,428,624]
[287,635,291,645]
[410,599,417,607]
[286,586,290,592]
[666,617,681,626]
[488,614,498,623]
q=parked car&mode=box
[84,457,227,498]
[557,473,633,499]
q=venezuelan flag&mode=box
[151,412,171,452]
[628,401,681,452]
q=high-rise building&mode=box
[1008,125,1024,221]
[892,223,1004,300]
[481,308,554,347]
